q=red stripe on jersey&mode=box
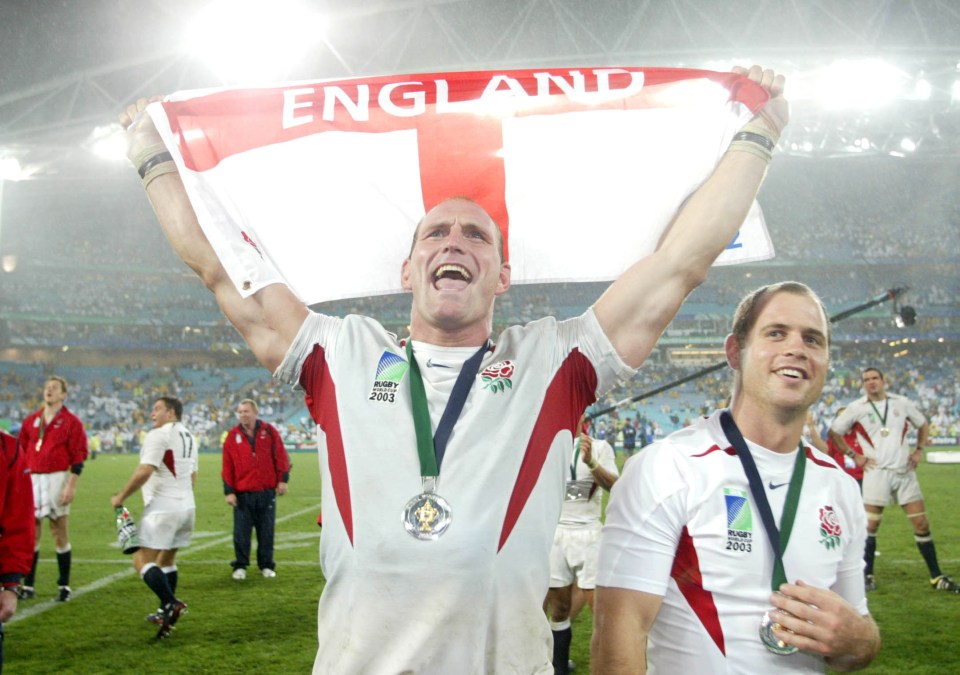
[804,447,837,469]
[692,444,736,458]
[497,348,597,552]
[671,526,725,655]
[162,449,177,476]
[900,421,909,444]
[302,345,354,546]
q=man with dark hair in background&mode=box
[829,367,960,594]
[545,414,618,674]
[111,397,198,639]
[17,376,87,602]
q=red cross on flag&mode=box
[148,66,774,304]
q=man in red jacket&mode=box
[17,376,87,602]
[222,399,291,580]
[1,429,35,670]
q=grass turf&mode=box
[6,449,960,673]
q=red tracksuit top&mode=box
[221,421,290,493]
[0,431,36,589]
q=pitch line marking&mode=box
[8,503,321,625]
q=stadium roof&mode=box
[1,0,959,170]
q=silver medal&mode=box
[402,478,452,540]
[759,609,799,655]
[402,492,452,540]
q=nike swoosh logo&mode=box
[768,481,789,490]
[426,358,451,369]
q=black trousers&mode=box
[231,489,277,570]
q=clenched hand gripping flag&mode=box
[147,67,774,304]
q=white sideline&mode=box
[8,503,321,625]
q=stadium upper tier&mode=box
[1,341,956,454]
[0,156,956,351]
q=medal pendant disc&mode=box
[759,610,799,655]
[402,492,452,541]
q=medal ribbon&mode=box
[406,340,489,479]
[868,399,888,428]
[570,437,581,481]
[720,410,806,590]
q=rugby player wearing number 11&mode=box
[111,397,198,639]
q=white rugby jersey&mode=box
[830,394,926,471]
[599,411,867,674]
[140,421,198,509]
[559,436,617,527]
[276,308,632,675]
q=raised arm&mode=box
[121,98,308,372]
[594,66,788,368]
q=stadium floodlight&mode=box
[912,78,932,101]
[814,59,905,110]
[900,138,917,152]
[185,0,325,84]
[0,156,22,181]
[89,124,129,161]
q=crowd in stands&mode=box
[1,340,955,460]
[0,154,955,451]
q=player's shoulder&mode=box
[632,415,720,468]
[804,444,844,472]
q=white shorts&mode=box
[32,471,71,520]
[139,503,195,550]
[863,467,924,507]
[549,522,601,589]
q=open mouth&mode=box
[433,263,472,289]
[774,367,806,380]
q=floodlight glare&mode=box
[900,138,917,152]
[815,59,905,110]
[186,0,325,84]
[952,80,960,102]
[0,157,22,181]
[913,79,932,100]
[89,125,129,161]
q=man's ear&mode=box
[724,334,741,371]
[495,262,512,296]
[401,258,412,292]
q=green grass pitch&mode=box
[5,449,960,673]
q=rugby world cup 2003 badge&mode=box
[724,487,753,553]
[369,350,409,404]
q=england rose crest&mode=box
[481,360,514,393]
[818,505,842,550]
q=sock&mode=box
[24,550,39,587]
[141,563,177,606]
[550,620,572,675]
[56,546,72,587]
[915,532,943,579]
[163,566,178,594]
[864,533,877,576]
